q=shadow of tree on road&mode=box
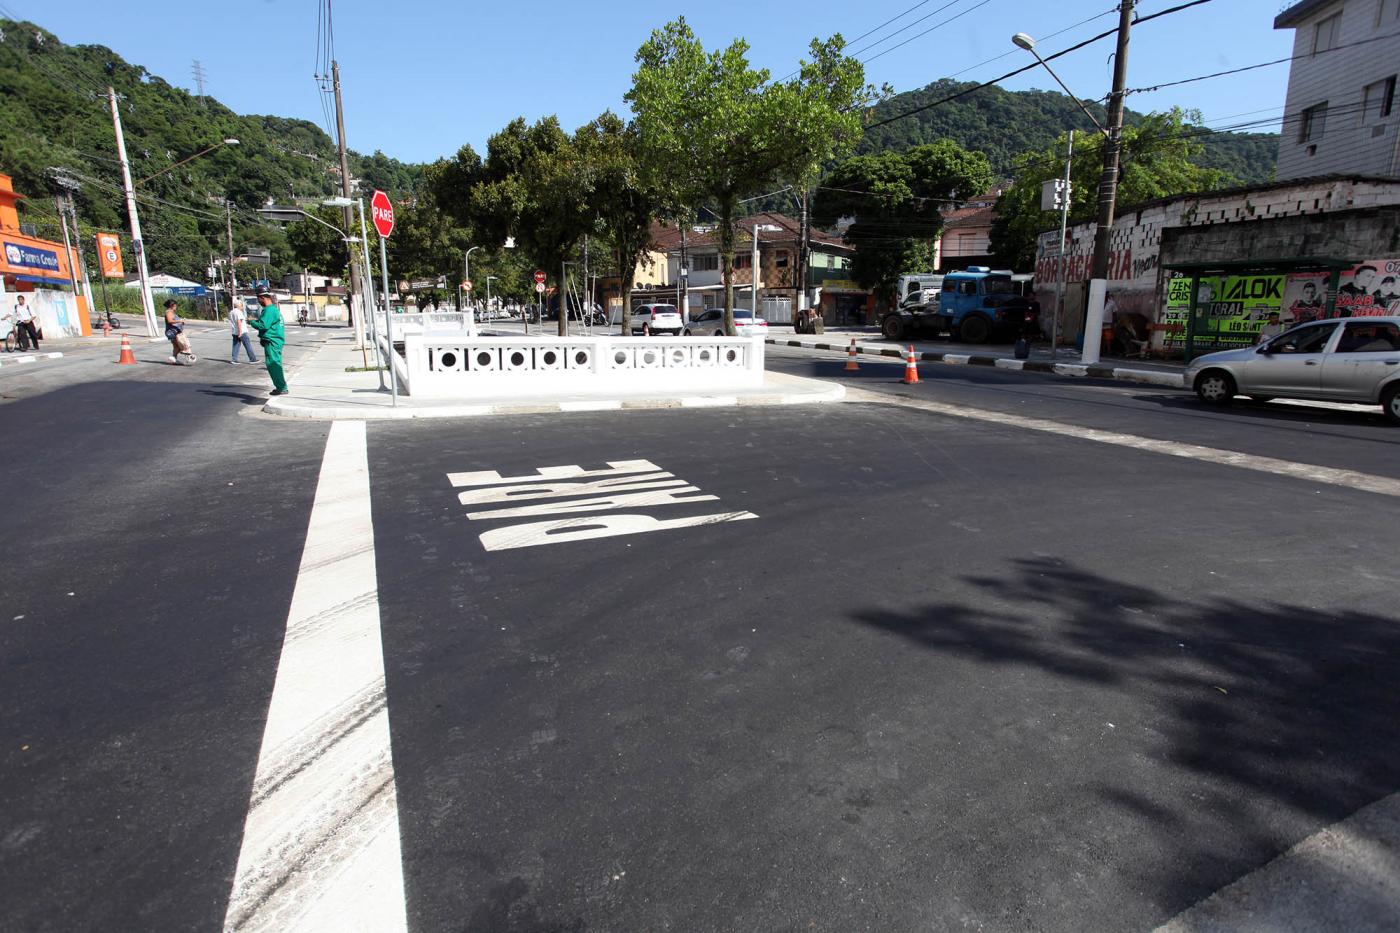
[849,556,1400,916]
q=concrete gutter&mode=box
[770,336,1187,389]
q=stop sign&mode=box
[371,190,395,238]
[534,270,546,284]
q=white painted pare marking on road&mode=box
[224,420,405,933]
[448,459,757,550]
[860,392,1400,499]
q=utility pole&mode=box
[582,235,590,327]
[798,188,810,319]
[558,258,568,337]
[331,59,364,347]
[1082,0,1134,365]
[109,86,158,337]
[225,199,238,318]
[62,192,95,325]
[679,221,689,322]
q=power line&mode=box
[1127,28,1400,96]
[850,0,969,59]
[944,8,1117,80]
[864,0,1218,131]
[862,0,996,65]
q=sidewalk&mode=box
[263,334,845,420]
[769,328,1188,389]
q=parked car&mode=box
[630,303,684,336]
[684,308,769,337]
[1184,316,1400,424]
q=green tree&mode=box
[575,111,665,335]
[812,141,991,309]
[451,117,593,336]
[990,109,1229,270]
[286,207,350,279]
[627,18,875,335]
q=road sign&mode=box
[371,190,395,238]
[535,282,546,294]
[1041,178,1069,211]
[96,232,124,278]
[462,279,472,292]
[534,270,546,284]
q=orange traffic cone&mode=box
[901,344,919,384]
[117,334,137,365]
[844,336,860,371]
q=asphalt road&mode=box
[2,336,1398,931]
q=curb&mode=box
[261,382,846,420]
[771,338,1185,389]
[0,351,63,368]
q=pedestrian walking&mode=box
[248,289,289,395]
[14,294,40,350]
[229,299,259,364]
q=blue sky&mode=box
[16,0,1297,163]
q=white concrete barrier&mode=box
[395,334,764,399]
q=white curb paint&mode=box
[1053,363,1090,377]
[223,420,406,933]
[680,395,739,407]
[859,391,1400,498]
[942,354,972,365]
[993,359,1024,370]
[558,400,623,412]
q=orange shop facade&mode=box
[1,174,91,337]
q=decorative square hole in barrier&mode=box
[535,346,564,370]
[469,347,500,371]
[567,347,593,369]
[504,347,533,371]
[430,347,466,372]
[665,346,692,367]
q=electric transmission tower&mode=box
[191,60,207,98]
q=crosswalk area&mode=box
[4,392,1400,932]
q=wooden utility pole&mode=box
[1082,0,1134,364]
[331,59,363,341]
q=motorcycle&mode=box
[297,307,309,326]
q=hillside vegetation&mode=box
[0,18,421,282]
[861,79,1277,186]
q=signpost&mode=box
[371,190,397,407]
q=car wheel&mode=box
[958,315,992,344]
[1248,395,1275,403]
[1194,369,1236,404]
[1382,383,1400,425]
[643,323,652,336]
[881,315,904,341]
[684,328,692,336]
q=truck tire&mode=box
[882,315,905,341]
[958,314,992,344]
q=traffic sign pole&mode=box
[379,234,397,407]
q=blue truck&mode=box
[880,267,1040,344]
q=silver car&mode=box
[1184,316,1400,424]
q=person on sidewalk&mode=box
[229,299,259,364]
[249,289,289,395]
[14,295,39,351]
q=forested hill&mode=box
[0,18,422,281]
[860,79,1277,185]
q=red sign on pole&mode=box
[533,270,546,284]
[371,190,395,238]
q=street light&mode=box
[258,201,382,375]
[1010,34,1108,138]
[486,275,497,319]
[137,138,239,185]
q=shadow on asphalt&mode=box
[849,556,1400,916]
[1131,393,1394,432]
[197,388,266,406]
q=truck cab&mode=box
[881,267,1039,344]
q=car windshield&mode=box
[983,277,1017,294]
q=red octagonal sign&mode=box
[371,190,395,238]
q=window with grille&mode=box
[1363,76,1397,122]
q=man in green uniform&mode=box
[249,290,289,395]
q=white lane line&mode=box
[1154,791,1400,932]
[223,420,405,933]
[854,390,1400,498]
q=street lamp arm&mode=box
[136,139,238,186]
[1029,50,1109,138]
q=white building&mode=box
[1274,0,1400,180]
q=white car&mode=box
[1184,316,1400,424]
[630,304,684,336]
[685,308,770,337]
